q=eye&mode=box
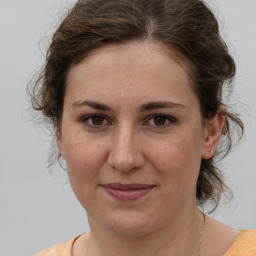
[80,114,109,127]
[146,114,176,128]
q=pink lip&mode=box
[101,183,155,202]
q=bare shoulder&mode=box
[72,232,91,256]
[201,216,240,256]
[205,216,239,238]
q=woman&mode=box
[31,0,256,255]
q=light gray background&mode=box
[0,0,255,255]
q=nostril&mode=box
[107,130,145,172]
[107,148,145,173]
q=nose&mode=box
[107,126,145,173]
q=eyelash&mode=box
[144,114,177,128]
[80,114,110,129]
[79,114,177,129]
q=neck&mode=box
[84,208,204,256]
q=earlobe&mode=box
[56,133,65,159]
[201,113,225,159]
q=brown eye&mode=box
[91,116,105,125]
[81,115,108,127]
[153,116,167,126]
[147,114,176,128]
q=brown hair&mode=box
[30,0,244,210]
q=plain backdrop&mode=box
[0,0,255,255]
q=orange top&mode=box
[33,235,80,256]
[223,229,256,256]
[33,229,256,256]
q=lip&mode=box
[101,183,156,202]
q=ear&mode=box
[201,113,225,159]
[56,131,65,159]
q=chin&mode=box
[88,208,167,237]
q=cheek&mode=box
[63,137,107,207]
[148,135,202,189]
[63,134,105,182]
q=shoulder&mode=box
[224,229,256,256]
[32,236,80,256]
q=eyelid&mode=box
[80,114,111,128]
[79,113,176,129]
[144,114,177,128]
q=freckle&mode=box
[133,220,138,225]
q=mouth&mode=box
[100,183,156,202]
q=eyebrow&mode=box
[140,101,185,111]
[72,100,185,111]
[72,100,112,111]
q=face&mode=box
[57,41,218,236]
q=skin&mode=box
[57,40,238,256]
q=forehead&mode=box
[65,40,198,108]
[67,41,193,82]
